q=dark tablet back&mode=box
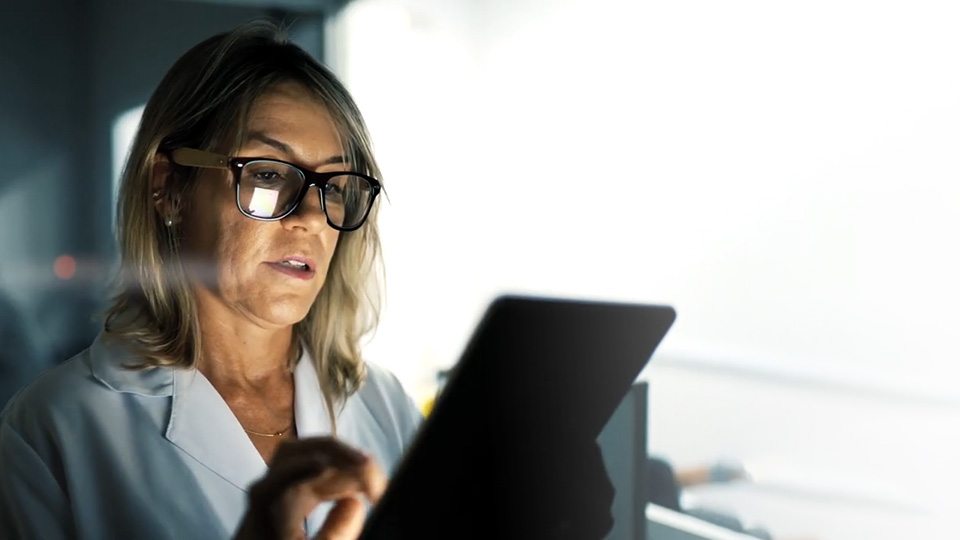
[360,295,676,540]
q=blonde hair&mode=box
[104,21,383,419]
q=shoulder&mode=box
[362,361,412,403]
[2,348,94,424]
[355,361,423,445]
[0,347,102,457]
[1,334,172,446]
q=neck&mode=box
[194,297,296,388]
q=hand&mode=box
[233,437,386,540]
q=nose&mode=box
[281,186,328,234]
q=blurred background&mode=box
[2,0,960,538]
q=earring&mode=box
[153,190,163,200]
[165,217,174,227]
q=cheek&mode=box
[322,231,341,271]
[216,221,267,277]
[183,201,263,288]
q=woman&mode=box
[0,22,421,540]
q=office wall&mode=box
[0,0,87,304]
[331,0,960,403]
[329,2,960,537]
[0,0,90,404]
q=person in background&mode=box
[0,22,420,539]
[648,457,817,540]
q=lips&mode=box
[267,256,317,281]
[277,259,310,271]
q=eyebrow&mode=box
[246,131,346,166]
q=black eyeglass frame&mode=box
[168,147,382,232]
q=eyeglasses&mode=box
[169,147,381,232]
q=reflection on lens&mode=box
[238,160,303,219]
[247,187,280,217]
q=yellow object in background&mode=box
[421,368,450,417]
[421,396,436,417]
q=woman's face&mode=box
[178,82,344,329]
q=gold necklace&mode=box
[243,425,292,438]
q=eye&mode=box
[242,161,295,187]
[253,170,285,182]
[324,182,344,195]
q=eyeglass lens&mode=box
[237,160,374,229]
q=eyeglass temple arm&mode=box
[169,148,230,170]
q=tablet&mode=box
[360,295,676,539]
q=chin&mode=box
[259,299,316,327]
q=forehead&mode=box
[242,82,343,161]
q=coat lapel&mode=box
[292,351,340,536]
[165,368,267,492]
[293,352,332,438]
[91,332,333,498]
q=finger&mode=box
[252,453,384,536]
[271,437,367,469]
[312,497,365,540]
[249,456,328,536]
[251,455,325,503]
[307,454,387,504]
[270,439,386,504]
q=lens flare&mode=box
[53,255,77,280]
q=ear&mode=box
[151,153,178,224]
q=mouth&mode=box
[268,256,316,280]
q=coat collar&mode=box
[88,332,333,491]
[88,332,174,397]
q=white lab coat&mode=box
[0,332,422,539]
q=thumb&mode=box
[313,497,366,540]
